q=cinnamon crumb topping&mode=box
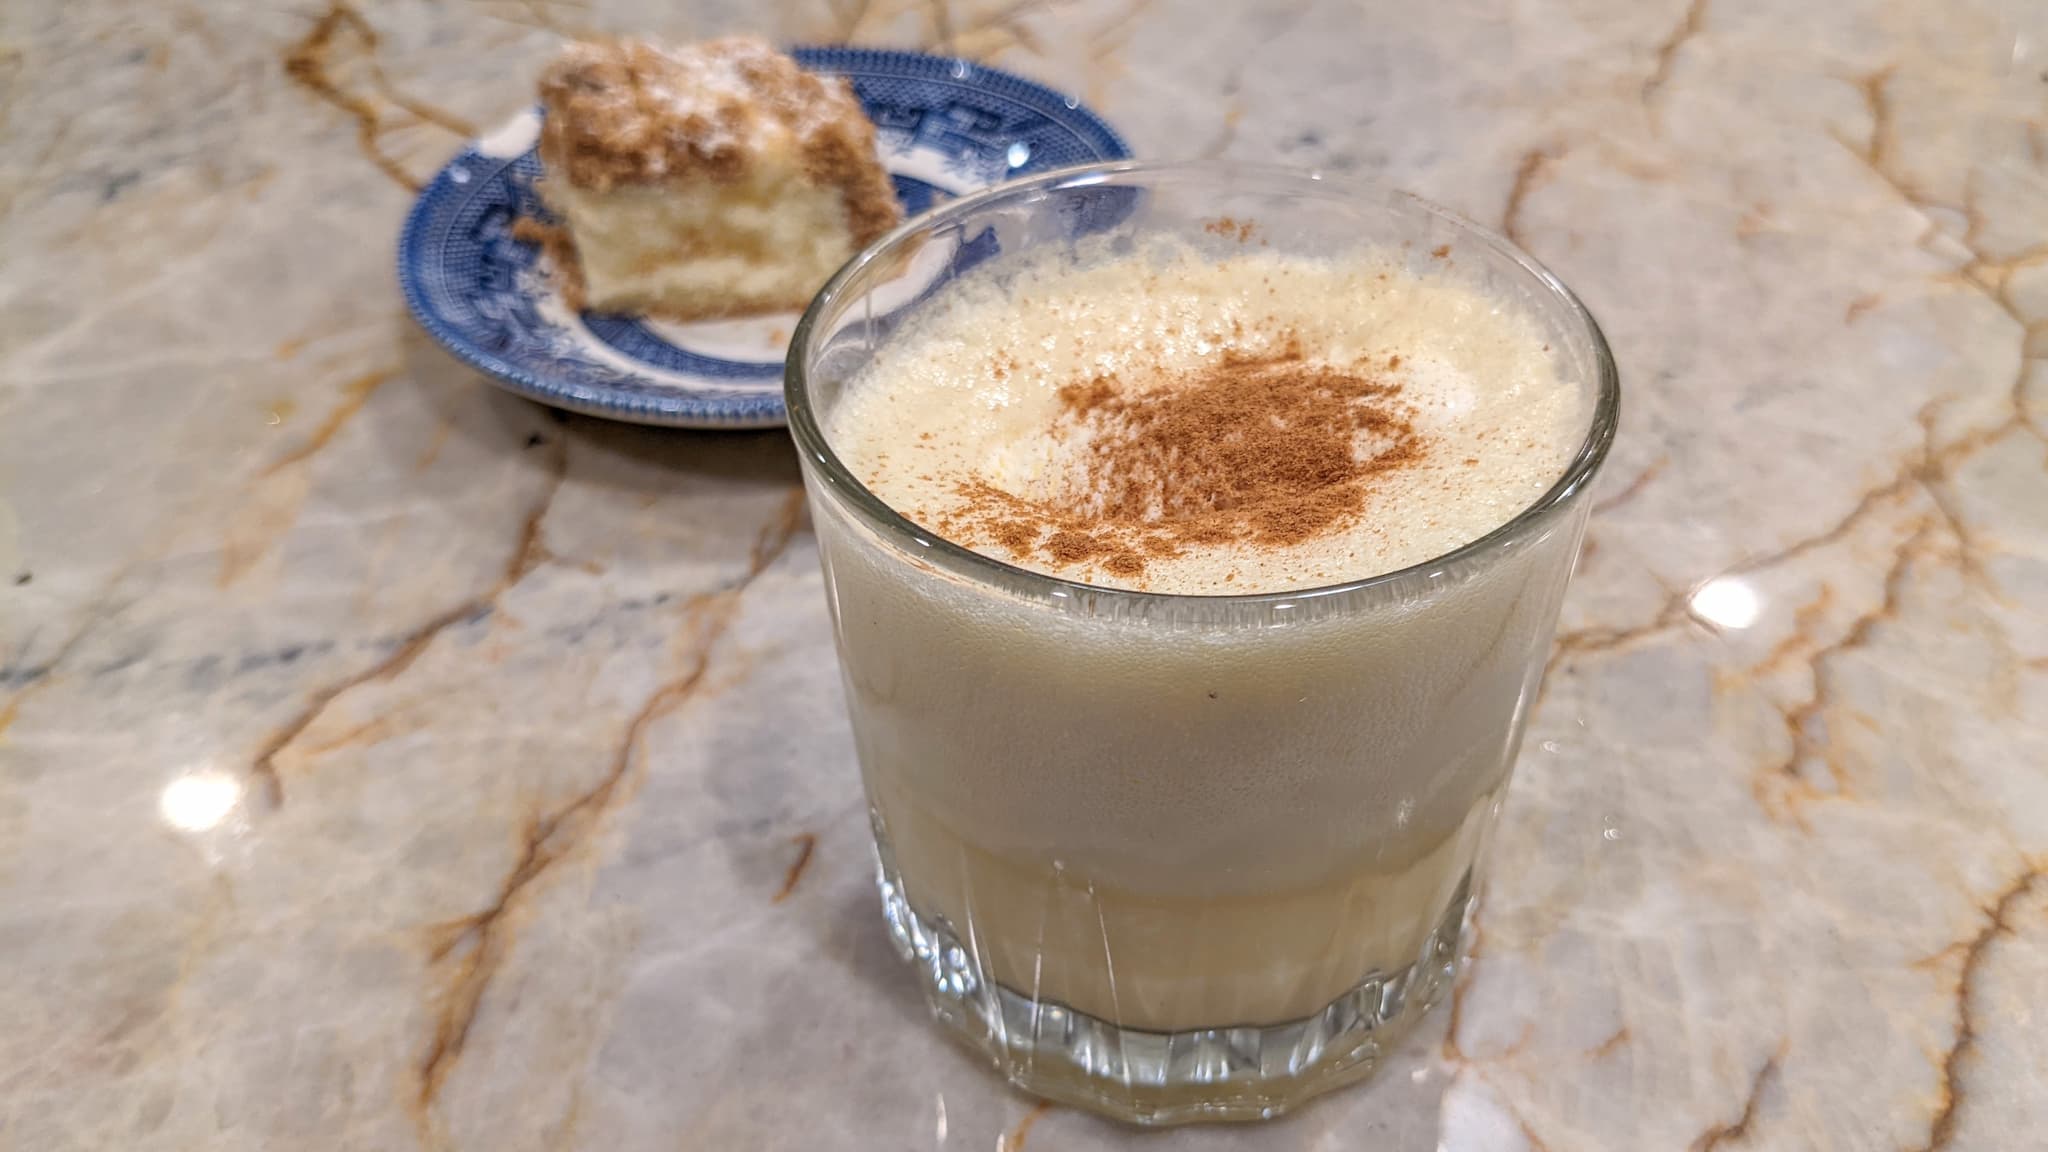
[537,37,900,243]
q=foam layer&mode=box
[826,240,1584,593]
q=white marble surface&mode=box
[3,0,2046,1147]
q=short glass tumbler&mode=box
[786,161,1618,1124]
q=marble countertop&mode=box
[4,0,2045,1147]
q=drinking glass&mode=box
[786,161,1618,1124]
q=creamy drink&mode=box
[789,165,1615,1123]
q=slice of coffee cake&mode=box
[536,37,901,319]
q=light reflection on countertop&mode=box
[1688,575,1761,631]
[159,771,243,834]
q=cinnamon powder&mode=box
[941,336,1428,581]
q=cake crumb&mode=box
[941,334,1427,577]
[511,216,589,309]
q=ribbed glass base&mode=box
[876,850,1469,1125]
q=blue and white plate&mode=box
[398,47,1130,429]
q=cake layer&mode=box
[545,162,856,317]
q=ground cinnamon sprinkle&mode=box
[940,334,1428,581]
[1204,215,1259,243]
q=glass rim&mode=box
[785,159,1621,607]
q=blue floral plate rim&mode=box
[397,45,1130,430]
